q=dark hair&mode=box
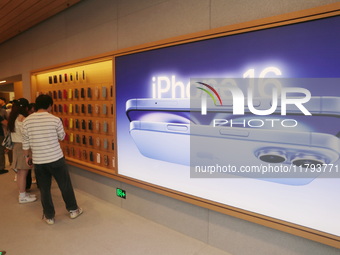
[35,94,53,110]
[28,103,36,113]
[8,98,29,132]
[0,97,6,102]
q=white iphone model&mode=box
[129,120,340,185]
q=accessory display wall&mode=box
[31,59,116,174]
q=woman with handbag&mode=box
[8,98,37,203]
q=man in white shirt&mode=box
[22,94,83,225]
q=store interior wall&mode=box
[13,81,23,99]
[0,0,339,254]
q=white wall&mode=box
[1,0,339,254]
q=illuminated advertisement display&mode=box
[116,15,340,236]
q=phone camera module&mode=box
[291,154,326,168]
[257,149,286,163]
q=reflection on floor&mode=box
[0,159,231,255]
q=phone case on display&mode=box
[102,87,107,98]
[95,104,100,114]
[104,155,109,166]
[63,118,68,127]
[96,153,101,163]
[53,75,57,84]
[70,73,73,81]
[89,136,93,146]
[95,121,100,132]
[68,89,73,99]
[76,134,80,144]
[58,90,62,99]
[65,146,70,156]
[59,74,63,83]
[81,104,85,114]
[103,121,108,133]
[82,150,87,160]
[82,135,86,145]
[88,104,92,114]
[88,120,93,130]
[49,76,52,84]
[89,151,94,162]
[58,104,62,113]
[64,73,68,82]
[70,133,74,143]
[53,91,57,99]
[94,86,99,98]
[103,139,108,149]
[75,119,79,129]
[96,137,101,148]
[81,88,85,98]
[75,104,79,113]
[64,133,69,142]
[87,87,92,98]
[74,89,79,99]
[81,119,86,130]
[63,104,67,113]
[69,104,73,114]
[102,104,107,115]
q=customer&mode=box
[22,94,83,225]
[8,98,37,203]
[6,102,12,118]
[0,97,7,120]
[0,97,6,108]
[0,97,9,175]
[5,102,13,175]
[0,114,8,175]
[24,103,37,185]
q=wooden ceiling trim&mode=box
[0,0,26,15]
[0,0,12,10]
[0,0,46,28]
[0,0,82,44]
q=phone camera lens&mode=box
[259,154,286,163]
[257,150,286,163]
[291,155,326,168]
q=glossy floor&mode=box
[0,165,231,255]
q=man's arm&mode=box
[22,120,31,160]
[56,118,65,141]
